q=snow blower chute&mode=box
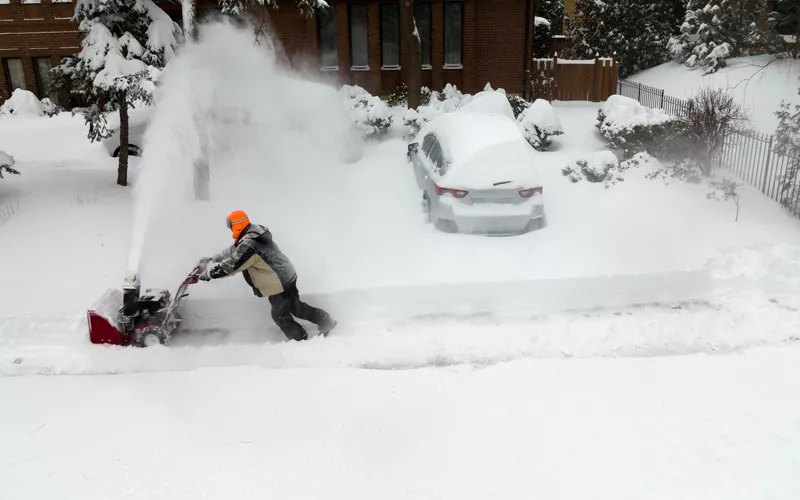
[87,264,206,347]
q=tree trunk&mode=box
[117,91,129,187]
[182,0,198,42]
[400,0,422,109]
[182,0,210,200]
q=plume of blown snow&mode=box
[128,19,363,288]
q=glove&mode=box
[198,268,212,282]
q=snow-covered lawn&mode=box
[3,347,800,500]
[628,55,800,134]
[3,24,800,499]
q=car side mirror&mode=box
[408,142,419,153]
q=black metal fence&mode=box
[617,80,800,217]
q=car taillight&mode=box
[435,184,469,198]
[519,187,543,198]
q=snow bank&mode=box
[0,89,44,117]
[627,55,800,134]
[518,98,563,150]
[3,346,800,499]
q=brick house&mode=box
[1,0,539,106]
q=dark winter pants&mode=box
[268,281,331,341]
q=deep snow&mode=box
[628,55,800,134]
[4,20,800,499]
[3,346,800,500]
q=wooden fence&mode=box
[531,55,619,102]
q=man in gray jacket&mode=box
[198,210,336,341]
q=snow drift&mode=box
[0,89,44,117]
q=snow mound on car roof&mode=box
[457,90,516,121]
[420,112,526,165]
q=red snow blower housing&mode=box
[87,264,206,347]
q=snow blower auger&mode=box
[87,264,206,347]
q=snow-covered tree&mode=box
[535,0,564,35]
[775,77,800,205]
[54,0,182,186]
[772,0,800,57]
[532,17,552,58]
[565,0,682,78]
[668,0,777,74]
[0,150,19,179]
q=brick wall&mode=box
[0,1,80,103]
[1,0,534,104]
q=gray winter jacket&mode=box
[208,224,297,297]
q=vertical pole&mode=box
[637,82,642,104]
[660,89,665,109]
[761,135,774,195]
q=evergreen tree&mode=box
[0,150,19,179]
[668,0,777,74]
[772,0,800,56]
[566,0,682,78]
[54,0,181,186]
[535,0,564,35]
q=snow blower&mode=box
[87,264,206,347]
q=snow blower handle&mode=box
[184,262,208,285]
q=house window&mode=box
[349,4,369,70]
[34,57,55,102]
[414,3,432,68]
[317,5,338,70]
[444,2,463,68]
[4,58,26,92]
[380,3,399,69]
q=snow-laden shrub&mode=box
[387,83,408,107]
[562,150,622,185]
[340,85,392,140]
[404,92,446,137]
[507,94,530,118]
[403,84,473,136]
[0,150,19,179]
[597,95,683,158]
[0,89,44,117]
[518,98,563,151]
[40,98,63,117]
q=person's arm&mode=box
[203,240,258,280]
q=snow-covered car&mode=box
[408,112,545,235]
[101,108,151,157]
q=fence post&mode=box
[660,89,665,109]
[637,83,642,104]
[762,135,774,194]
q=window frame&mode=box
[379,3,400,70]
[33,56,54,100]
[443,1,463,69]
[4,58,27,92]
[316,5,339,71]
[414,2,432,69]
[348,4,370,71]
